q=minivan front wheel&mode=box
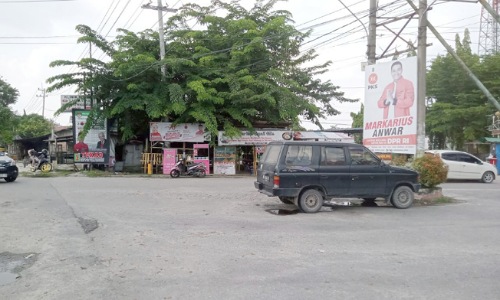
[481,171,495,183]
[391,186,414,209]
[298,189,324,213]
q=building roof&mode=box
[482,137,500,143]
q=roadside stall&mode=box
[147,122,210,175]
[216,130,356,175]
[217,130,293,175]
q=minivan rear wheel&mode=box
[298,189,323,213]
[481,171,495,183]
[391,186,414,209]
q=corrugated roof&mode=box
[483,137,500,143]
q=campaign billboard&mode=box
[72,109,109,164]
[363,57,418,154]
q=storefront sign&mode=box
[61,95,91,112]
[218,130,293,146]
[150,122,209,142]
[292,131,354,142]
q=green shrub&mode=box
[412,154,448,188]
[391,155,410,167]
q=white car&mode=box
[425,150,497,183]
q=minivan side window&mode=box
[285,145,313,166]
[261,145,281,164]
[321,147,346,166]
[349,147,379,165]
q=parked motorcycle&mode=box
[28,149,53,173]
[170,159,206,178]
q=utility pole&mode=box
[37,87,47,118]
[89,41,94,108]
[142,1,178,78]
[367,0,377,65]
[416,0,427,157]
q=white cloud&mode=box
[0,0,484,128]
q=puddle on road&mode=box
[0,272,17,286]
[266,209,300,216]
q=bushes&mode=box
[412,154,448,188]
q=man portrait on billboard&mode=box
[377,61,415,119]
[96,132,108,149]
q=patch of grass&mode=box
[85,170,113,177]
[21,171,59,177]
[432,196,455,204]
[20,170,76,177]
[416,196,456,206]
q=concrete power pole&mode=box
[37,87,47,118]
[416,0,427,157]
[367,0,377,65]
[142,1,178,78]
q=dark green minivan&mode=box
[254,141,421,213]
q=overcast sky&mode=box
[0,0,483,129]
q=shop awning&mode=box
[482,137,500,143]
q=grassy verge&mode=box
[415,196,456,206]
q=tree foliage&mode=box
[0,78,19,146]
[350,104,363,143]
[47,0,355,141]
[0,106,17,146]
[0,77,19,107]
[426,29,497,150]
[16,114,52,139]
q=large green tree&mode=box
[0,78,19,146]
[0,77,19,107]
[16,114,52,139]
[426,29,497,150]
[47,0,355,140]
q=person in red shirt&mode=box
[377,61,415,119]
[74,133,89,153]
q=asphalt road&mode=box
[1,175,500,300]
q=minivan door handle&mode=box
[320,175,328,179]
[352,176,359,181]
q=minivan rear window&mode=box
[261,145,281,164]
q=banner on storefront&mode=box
[150,122,210,143]
[218,130,293,146]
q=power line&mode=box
[0,0,76,2]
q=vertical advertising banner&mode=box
[363,57,418,155]
[162,148,177,175]
[214,146,236,175]
[72,109,109,164]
